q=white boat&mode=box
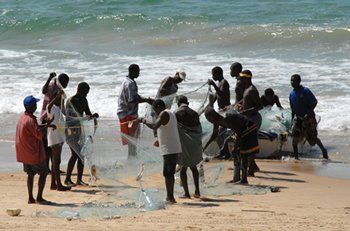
[202,107,312,159]
[255,130,311,158]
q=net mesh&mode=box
[46,86,285,218]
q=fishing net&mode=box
[46,85,284,219]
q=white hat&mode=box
[177,70,186,80]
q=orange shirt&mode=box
[16,112,46,165]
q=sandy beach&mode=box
[1,159,350,231]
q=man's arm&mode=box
[203,124,219,151]
[208,80,228,98]
[42,72,56,94]
[140,110,170,130]
[306,89,317,116]
[275,96,283,109]
[207,79,220,95]
[127,81,154,105]
[253,89,263,111]
[134,96,154,105]
[289,94,295,119]
[158,77,173,96]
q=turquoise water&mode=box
[0,1,350,163]
[1,0,350,56]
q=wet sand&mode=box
[1,160,350,231]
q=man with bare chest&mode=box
[236,70,263,176]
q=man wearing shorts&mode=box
[139,99,182,204]
[117,64,154,159]
[289,74,328,160]
[40,72,69,172]
[16,95,54,204]
[203,107,259,184]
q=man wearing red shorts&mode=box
[117,64,154,159]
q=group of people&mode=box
[117,62,328,202]
[16,73,98,204]
[15,62,328,205]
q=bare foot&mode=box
[165,198,177,204]
[57,185,71,191]
[227,179,241,183]
[193,193,201,199]
[233,180,248,185]
[179,194,191,199]
[50,184,57,190]
[28,198,36,204]
[64,180,76,187]
[76,180,89,186]
[36,198,54,205]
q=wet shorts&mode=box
[23,161,48,175]
[291,116,318,146]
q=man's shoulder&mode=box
[19,113,37,126]
[122,77,137,89]
[47,81,60,95]
[177,106,198,115]
[161,76,173,84]
[221,78,230,85]
[123,77,135,84]
[302,86,312,93]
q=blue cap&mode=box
[23,95,40,107]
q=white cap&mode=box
[177,69,186,80]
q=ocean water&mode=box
[1,0,350,164]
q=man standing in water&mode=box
[117,64,154,159]
[236,70,263,176]
[207,66,231,159]
[139,99,182,204]
[289,74,328,160]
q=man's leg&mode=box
[36,173,47,202]
[65,148,77,186]
[127,118,140,159]
[43,138,52,173]
[76,157,88,186]
[248,154,259,176]
[163,154,178,203]
[180,167,190,198]
[240,154,249,184]
[165,176,176,202]
[52,145,71,190]
[316,138,328,159]
[128,142,137,159]
[27,174,35,204]
[292,138,299,160]
[190,166,200,197]
[232,147,241,182]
